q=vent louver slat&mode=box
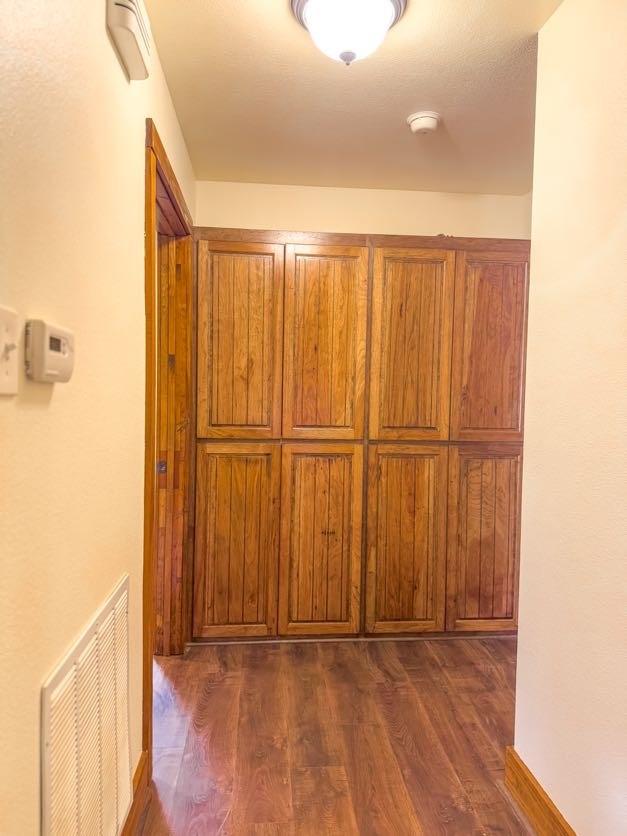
[98,611,118,834]
[49,669,79,834]
[42,576,131,836]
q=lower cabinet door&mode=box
[193,443,280,638]
[279,443,363,635]
[366,444,448,633]
[446,445,522,631]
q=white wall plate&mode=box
[0,306,19,395]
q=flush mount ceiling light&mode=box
[291,0,407,65]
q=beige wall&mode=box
[0,2,194,833]
[195,180,532,239]
[515,1,627,833]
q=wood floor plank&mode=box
[170,678,241,833]
[144,638,529,836]
[366,642,480,833]
[338,721,425,836]
[426,640,515,772]
[318,642,380,725]
[283,643,341,768]
[228,645,293,830]
[396,641,530,834]
[291,766,359,835]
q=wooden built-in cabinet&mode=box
[196,241,284,439]
[193,232,529,639]
[193,443,281,638]
[446,445,522,631]
[279,443,363,635]
[283,244,368,439]
[366,445,448,633]
[369,248,455,440]
[450,250,529,441]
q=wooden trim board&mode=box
[143,119,194,787]
[121,750,151,835]
[146,119,193,233]
[505,747,575,836]
[194,226,531,254]
[143,138,158,763]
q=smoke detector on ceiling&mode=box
[407,111,441,134]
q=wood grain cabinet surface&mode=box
[366,444,448,633]
[283,244,368,439]
[191,231,530,640]
[450,250,529,441]
[196,241,284,439]
[369,248,455,440]
[279,443,363,635]
[193,443,281,638]
[446,444,522,631]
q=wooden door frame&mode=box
[141,118,193,788]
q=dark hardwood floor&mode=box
[140,637,530,835]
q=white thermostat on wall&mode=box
[25,320,75,383]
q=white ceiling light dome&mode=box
[292,0,407,65]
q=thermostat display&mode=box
[25,320,74,383]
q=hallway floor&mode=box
[140,637,530,835]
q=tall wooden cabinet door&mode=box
[193,443,280,638]
[283,244,368,439]
[369,248,455,440]
[450,250,529,441]
[197,241,284,439]
[446,445,522,631]
[279,443,363,635]
[366,445,448,633]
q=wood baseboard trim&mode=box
[121,750,151,835]
[185,632,517,649]
[505,747,575,835]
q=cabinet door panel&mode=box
[279,444,363,635]
[197,241,283,438]
[446,445,522,631]
[370,248,455,440]
[193,443,280,637]
[450,251,529,441]
[283,245,368,439]
[366,445,448,633]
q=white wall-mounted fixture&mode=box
[25,320,75,383]
[42,576,131,836]
[0,306,19,396]
[107,0,151,80]
[291,0,407,65]
[407,111,441,134]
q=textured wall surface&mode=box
[196,180,532,239]
[0,2,194,833]
[515,1,627,833]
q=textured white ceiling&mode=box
[146,0,562,194]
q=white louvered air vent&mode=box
[42,576,132,836]
[107,0,152,80]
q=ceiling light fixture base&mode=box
[290,0,408,30]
